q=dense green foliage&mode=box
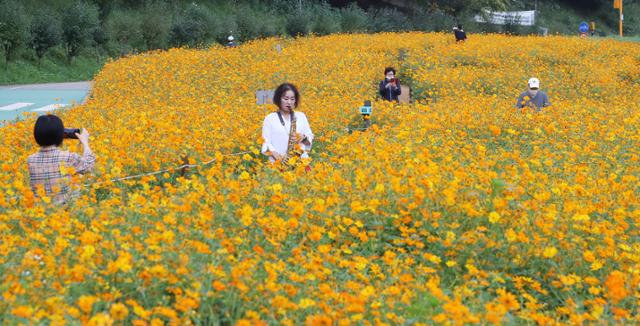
[0,0,29,64]
[0,0,637,84]
[29,9,63,63]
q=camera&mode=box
[63,128,81,139]
[390,78,398,83]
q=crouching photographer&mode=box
[379,67,402,102]
[27,114,95,204]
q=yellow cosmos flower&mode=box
[543,246,558,258]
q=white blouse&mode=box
[261,111,314,162]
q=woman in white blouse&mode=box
[261,83,313,163]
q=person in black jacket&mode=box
[379,67,401,102]
[453,25,467,42]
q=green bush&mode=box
[92,24,109,53]
[623,3,639,36]
[311,3,342,35]
[0,0,29,64]
[213,12,238,44]
[170,2,214,47]
[410,9,455,32]
[29,8,62,63]
[235,5,280,41]
[105,9,143,55]
[140,2,171,50]
[340,3,369,33]
[285,10,312,37]
[368,7,411,32]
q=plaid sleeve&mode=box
[66,151,96,174]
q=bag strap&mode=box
[277,111,284,126]
[277,111,296,127]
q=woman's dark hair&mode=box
[384,67,396,75]
[273,83,300,108]
[34,114,64,147]
[457,24,463,30]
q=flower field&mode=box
[1,33,640,324]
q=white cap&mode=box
[528,77,540,89]
[228,36,234,41]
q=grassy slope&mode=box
[0,48,105,86]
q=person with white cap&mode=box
[516,77,551,111]
[226,35,237,47]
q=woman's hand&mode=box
[297,133,310,144]
[271,152,284,161]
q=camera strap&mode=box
[277,110,295,127]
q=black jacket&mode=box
[379,79,402,102]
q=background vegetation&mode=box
[2,32,639,324]
[0,0,638,84]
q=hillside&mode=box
[0,0,637,85]
[2,33,640,323]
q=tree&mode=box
[418,0,512,21]
[0,0,29,66]
[170,3,213,47]
[286,10,312,37]
[29,9,62,65]
[368,7,411,32]
[91,24,108,61]
[91,0,116,21]
[312,2,342,35]
[340,3,369,33]
[62,1,100,63]
[105,9,143,55]
[140,2,171,50]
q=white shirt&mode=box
[261,111,314,162]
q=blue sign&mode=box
[579,22,589,33]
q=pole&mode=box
[620,0,623,37]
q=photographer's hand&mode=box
[75,128,93,154]
[76,128,89,144]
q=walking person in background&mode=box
[454,24,467,42]
[516,77,551,111]
[27,115,95,204]
[589,21,596,36]
[379,67,402,102]
[261,83,313,166]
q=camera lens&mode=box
[63,128,80,139]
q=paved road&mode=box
[0,82,92,124]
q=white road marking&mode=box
[0,102,34,111]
